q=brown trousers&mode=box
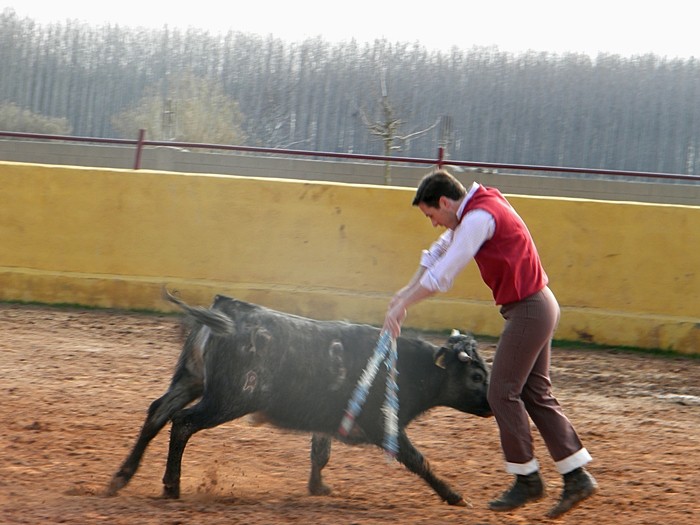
[487,286,585,472]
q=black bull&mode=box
[107,291,492,505]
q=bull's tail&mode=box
[163,288,235,337]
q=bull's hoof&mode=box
[446,494,471,507]
[308,482,332,496]
[105,474,127,497]
[162,485,180,499]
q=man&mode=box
[383,169,597,517]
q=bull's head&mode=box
[434,329,492,418]
[434,329,477,369]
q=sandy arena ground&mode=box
[1,304,698,524]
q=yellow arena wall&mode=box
[1,161,698,354]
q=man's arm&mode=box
[382,210,494,337]
[383,268,435,337]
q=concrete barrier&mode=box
[1,161,698,354]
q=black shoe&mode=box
[547,467,598,518]
[488,471,545,511]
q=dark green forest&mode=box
[1,8,699,174]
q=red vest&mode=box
[462,185,548,304]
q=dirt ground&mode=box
[1,304,698,525]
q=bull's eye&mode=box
[471,371,484,383]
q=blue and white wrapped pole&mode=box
[382,336,399,458]
[338,330,400,460]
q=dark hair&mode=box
[412,169,467,208]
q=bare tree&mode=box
[362,69,439,184]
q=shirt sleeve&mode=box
[419,209,495,292]
[419,230,453,269]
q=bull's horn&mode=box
[450,329,461,336]
[457,351,472,363]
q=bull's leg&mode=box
[395,430,468,506]
[308,433,333,496]
[106,378,202,496]
[161,400,241,499]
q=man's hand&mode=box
[383,275,433,338]
[383,302,407,338]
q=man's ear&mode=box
[438,195,450,210]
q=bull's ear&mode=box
[434,347,448,369]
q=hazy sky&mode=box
[2,0,697,59]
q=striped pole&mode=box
[338,331,400,459]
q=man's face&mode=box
[418,197,458,229]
